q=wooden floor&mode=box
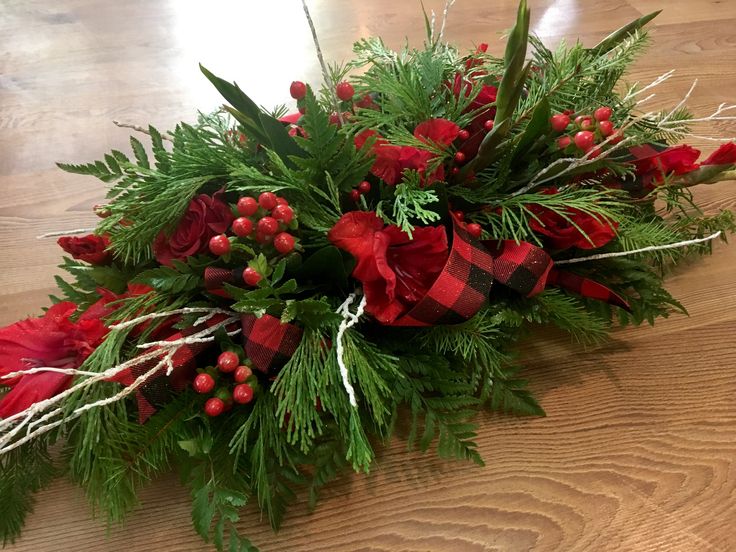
[2,0,736,550]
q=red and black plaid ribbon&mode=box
[241,314,304,373]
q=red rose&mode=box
[328,211,449,323]
[529,192,618,250]
[153,193,234,266]
[632,145,701,189]
[0,302,108,417]
[702,142,736,166]
[57,234,111,265]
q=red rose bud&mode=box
[217,351,240,373]
[574,131,595,151]
[58,234,112,265]
[258,192,278,211]
[193,373,216,394]
[237,196,259,216]
[272,204,294,224]
[242,267,262,286]
[232,217,254,237]
[274,232,295,254]
[598,120,614,137]
[289,80,307,100]
[208,234,230,256]
[257,216,279,235]
[702,142,736,166]
[558,136,572,149]
[233,383,254,404]
[594,106,613,121]
[204,397,225,417]
[336,81,355,101]
[550,114,570,132]
[234,365,253,383]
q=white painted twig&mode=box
[112,120,174,141]
[335,293,367,408]
[36,228,96,239]
[623,69,675,102]
[438,0,456,41]
[554,231,722,265]
[660,79,698,123]
[110,307,233,331]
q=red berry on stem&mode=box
[594,106,613,122]
[232,217,254,237]
[574,131,595,151]
[358,180,371,194]
[237,196,258,216]
[350,189,361,202]
[598,120,614,137]
[234,365,253,383]
[233,383,254,404]
[204,397,225,417]
[336,81,355,101]
[275,197,289,206]
[255,231,272,244]
[208,234,230,256]
[451,167,460,175]
[274,232,295,254]
[193,373,215,394]
[243,267,262,286]
[557,135,572,149]
[258,192,278,211]
[484,119,494,131]
[610,131,624,145]
[453,210,465,222]
[578,117,595,131]
[466,223,482,238]
[217,351,239,373]
[454,151,466,164]
[290,81,307,100]
[458,129,470,140]
[272,204,294,224]
[550,114,570,132]
[257,216,279,236]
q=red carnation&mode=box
[153,193,234,266]
[328,211,449,323]
[529,191,618,250]
[632,145,701,189]
[414,118,461,146]
[702,142,736,166]
[0,302,108,418]
[57,234,111,265]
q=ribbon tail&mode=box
[547,268,631,312]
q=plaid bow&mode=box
[241,314,303,373]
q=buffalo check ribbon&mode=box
[240,314,304,373]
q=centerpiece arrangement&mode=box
[2,2,735,550]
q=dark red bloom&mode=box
[57,234,111,265]
[153,193,234,266]
[0,302,108,418]
[328,211,449,323]
[702,142,736,166]
[529,190,618,250]
[414,118,461,147]
[632,145,701,189]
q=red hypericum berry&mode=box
[233,383,254,404]
[610,131,624,145]
[574,115,586,126]
[271,204,294,225]
[589,146,602,159]
[237,196,259,216]
[193,373,215,394]
[290,81,307,100]
[598,120,614,137]
[255,231,273,244]
[557,136,572,149]
[454,151,466,164]
[578,117,595,131]
[204,397,225,417]
[276,197,289,206]
[466,223,482,238]
[208,234,230,256]
[550,114,570,132]
[258,192,278,211]
[594,106,613,122]
[217,351,239,373]
[93,204,111,218]
[574,131,595,151]
[234,365,253,383]
[336,81,355,101]
[350,189,361,202]
[243,267,262,286]
[458,129,470,140]
[358,180,371,194]
[274,232,295,254]
[451,167,460,175]
[484,120,494,131]
[329,112,341,126]
[257,216,279,236]
[453,210,465,222]
[232,217,254,237]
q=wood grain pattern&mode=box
[2,0,735,550]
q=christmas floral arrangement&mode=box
[2,2,736,550]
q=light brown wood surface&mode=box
[2,1,736,550]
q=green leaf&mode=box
[489,369,545,416]
[130,136,150,169]
[133,266,201,294]
[513,96,550,159]
[295,246,353,289]
[590,10,661,55]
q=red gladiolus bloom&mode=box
[0,302,108,418]
[153,193,234,266]
[57,234,111,265]
[702,142,736,166]
[328,211,449,323]
[632,145,701,189]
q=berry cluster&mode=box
[453,210,483,238]
[550,106,623,155]
[193,351,257,417]
[350,180,371,202]
[290,80,355,122]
